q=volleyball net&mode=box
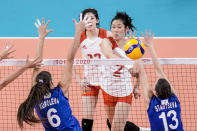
[0,58,197,131]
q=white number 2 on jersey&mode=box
[47,108,61,127]
[159,110,179,131]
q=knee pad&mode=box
[82,119,94,131]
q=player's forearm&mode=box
[72,68,82,84]
[136,60,152,103]
[0,52,4,61]
[67,31,81,61]
[61,31,82,87]
[108,53,120,59]
[148,46,163,77]
[114,48,129,59]
[140,70,152,103]
[134,76,140,89]
[102,48,120,59]
[36,36,45,60]
[0,66,27,90]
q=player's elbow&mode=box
[105,53,112,59]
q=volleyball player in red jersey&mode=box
[74,8,111,131]
[100,12,141,131]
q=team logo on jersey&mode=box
[82,45,87,49]
[161,99,169,105]
[44,93,51,99]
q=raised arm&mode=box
[132,65,141,99]
[141,30,176,94]
[59,15,90,95]
[136,60,153,104]
[32,18,53,85]
[0,56,41,91]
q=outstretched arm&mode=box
[100,38,121,59]
[32,18,53,85]
[141,30,176,95]
[136,60,153,104]
[0,57,41,91]
[59,14,90,95]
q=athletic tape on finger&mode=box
[34,22,39,28]
[37,19,41,26]
[80,13,82,22]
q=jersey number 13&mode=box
[159,110,179,131]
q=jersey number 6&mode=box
[47,108,61,127]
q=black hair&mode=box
[155,78,172,99]
[17,71,52,128]
[111,12,135,32]
[81,8,99,26]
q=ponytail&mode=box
[17,71,51,128]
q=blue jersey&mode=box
[147,94,184,131]
[35,85,82,131]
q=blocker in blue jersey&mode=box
[17,16,90,130]
[136,30,184,131]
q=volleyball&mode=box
[124,39,145,60]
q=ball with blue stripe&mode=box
[124,39,145,60]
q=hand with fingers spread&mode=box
[24,56,42,69]
[0,56,41,91]
[141,30,154,48]
[126,30,136,40]
[80,79,91,92]
[35,18,54,38]
[72,13,91,33]
[126,30,142,43]
[0,44,16,61]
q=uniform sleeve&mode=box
[171,94,180,104]
[98,28,107,38]
[56,85,68,100]
[107,37,118,50]
[80,31,87,44]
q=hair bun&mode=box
[111,12,135,32]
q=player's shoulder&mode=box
[149,95,157,102]
[52,85,63,95]
[170,94,180,102]
[98,28,108,38]
[105,37,118,49]
[149,95,159,106]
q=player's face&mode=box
[111,19,126,41]
[84,13,98,31]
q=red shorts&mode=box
[81,85,132,107]
[101,89,132,107]
[82,85,100,96]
